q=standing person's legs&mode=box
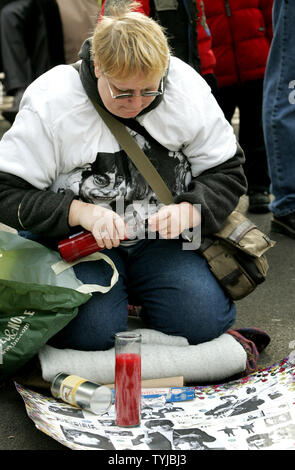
[1,0,36,93]
[263,0,295,235]
[1,0,51,123]
[239,79,270,212]
[127,239,236,345]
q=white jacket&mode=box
[0,55,246,237]
[0,56,237,191]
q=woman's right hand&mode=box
[68,200,127,249]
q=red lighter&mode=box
[58,230,129,262]
[58,230,102,262]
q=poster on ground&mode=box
[15,357,295,450]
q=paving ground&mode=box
[0,108,294,450]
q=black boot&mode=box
[248,190,270,214]
[271,212,295,238]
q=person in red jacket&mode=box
[204,0,273,213]
[101,0,217,95]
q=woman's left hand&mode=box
[148,202,200,239]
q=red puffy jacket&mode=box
[203,0,273,87]
[100,0,215,75]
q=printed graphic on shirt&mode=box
[53,129,192,236]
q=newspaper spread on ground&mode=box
[15,357,295,450]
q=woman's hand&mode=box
[68,200,126,249]
[148,202,200,239]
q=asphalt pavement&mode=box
[0,115,294,451]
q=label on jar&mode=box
[59,375,88,407]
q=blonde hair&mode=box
[92,2,170,80]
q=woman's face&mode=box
[95,66,161,118]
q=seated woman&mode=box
[0,4,254,357]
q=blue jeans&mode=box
[50,238,236,350]
[262,0,295,216]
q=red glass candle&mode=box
[115,332,141,427]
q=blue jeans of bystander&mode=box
[262,0,295,216]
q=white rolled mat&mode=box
[39,329,246,384]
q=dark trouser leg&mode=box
[238,79,270,193]
[0,0,50,94]
[215,83,238,124]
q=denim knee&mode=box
[141,269,236,345]
[180,295,236,345]
[171,284,236,344]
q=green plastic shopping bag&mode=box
[0,231,118,382]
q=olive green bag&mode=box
[0,231,118,382]
[198,210,275,300]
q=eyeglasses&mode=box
[105,76,163,100]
